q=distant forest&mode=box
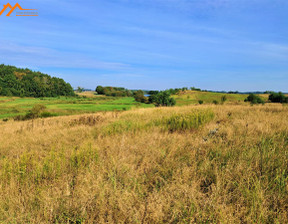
[0,64,75,97]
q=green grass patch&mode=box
[165,109,215,132]
[0,96,154,119]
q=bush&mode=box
[221,95,227,103]
[39,112,56,118]
[198,100,204,105]
[245,94,265,105]
[134,90,148,104]
[269,92,288,103]
[149,91,176,107]
[213,100,219,105]
[166,109,214,132]
[14,104,49,121]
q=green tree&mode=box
[149,91,176,107]
[96,86,104,94]
[0,64,75,97]
[77,86,84,93]
[134,90,148,103]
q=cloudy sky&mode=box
[1,0,287,91]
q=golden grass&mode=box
[0,104,288,223]
[77,91,100,98]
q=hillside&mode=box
[0,64,75,97]
[0,104,287,223]
[173,90,267,105]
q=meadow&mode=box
[0,93,153,119]
[0,91,270,120]
[0,103,287,223]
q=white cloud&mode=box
[0,41,130,69]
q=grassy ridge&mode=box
[0,104,288,223]
[173,90,267,105]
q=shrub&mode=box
[39,112,56,118]
[134,90,148,104]
[14,104,48,121]
[31,104,46,115]
[245,94,265,105]
[269,92,288,103]
[198,100,204,105]
[213,100,219,105]
[221,95,227,103]
[166,109,214,132]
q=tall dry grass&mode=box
[0,104,288,223]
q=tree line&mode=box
[95,86,134,97]
[0,64,75,97]
[95,86,176,107]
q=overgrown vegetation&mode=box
[0,105,288,223]
[0,64,75,97]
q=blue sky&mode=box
[0,0,287,91]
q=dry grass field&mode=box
[0,104,288,223]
